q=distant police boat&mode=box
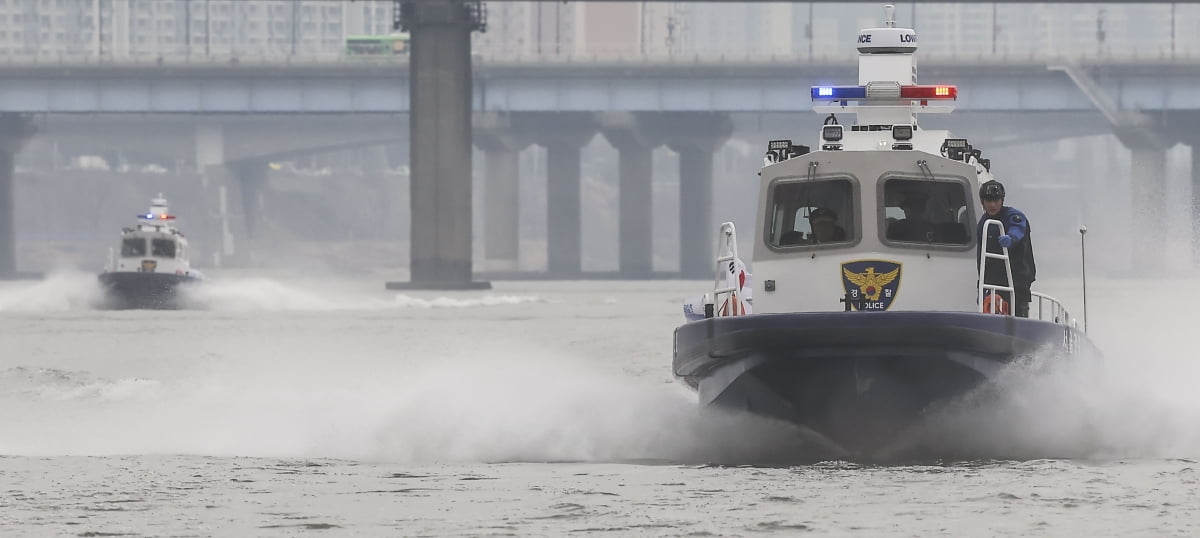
[98,195,204,309]
[673,5,1094,459]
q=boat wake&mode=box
[368,355,843,465]
[0,270,105,312]
[1,341,1198,463]
[181,277,546,312]
[0,352,839,464]
[0,271,543,313]
[879,340,1200,461]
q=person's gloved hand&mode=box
[998,234,1013,248]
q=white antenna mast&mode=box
[884,4,896,27]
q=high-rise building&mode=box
[0,0,393,58]
[0,1,1195,61]
[472,1,577,58]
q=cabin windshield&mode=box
[151,239,177,258]
[882,177,972,245]
[768,179,855,247]
[121,237,146,257]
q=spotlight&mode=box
[822,125,843,142]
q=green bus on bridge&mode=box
[345,34,410,56]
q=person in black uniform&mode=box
[976,180,1036,318]
[888,193,936,242]
[808,207,847,243]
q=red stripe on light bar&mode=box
[899,85,957,99]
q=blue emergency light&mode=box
[811,86,868,100]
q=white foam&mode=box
[914,278,1200,460]
[390,294,545,309]
[0,349,822,464]
[184,277,544,312]
[0,270,105,312]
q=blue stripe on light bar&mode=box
[811,85,867,100]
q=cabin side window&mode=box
[151,239,177,258]
[121,237,147,257]
[768,179,855,248]
[881,177,971,245]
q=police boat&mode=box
[673,6,1093,458]
[98,195,205,309]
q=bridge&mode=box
[2,4,1198,283]
[1,55,1195,280]
[2,56,1200,114]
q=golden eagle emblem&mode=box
[842,266,900,301]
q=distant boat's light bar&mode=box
[811,84,957,101]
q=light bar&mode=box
[140,213,176,220]
[812,84,957,101]
[899,85,957,99]
[811,86,867,100]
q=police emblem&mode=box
[841,260,902,311]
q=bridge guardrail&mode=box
[3,50,1200,67]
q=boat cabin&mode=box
[750,142,986,315]
[740,5,998,316]
[107,196,192,276]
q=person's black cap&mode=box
[979,180,1005,200]
[809,208,837,222]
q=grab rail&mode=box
[977,218,1015,315]
[978,218,1076,326]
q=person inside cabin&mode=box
[888,193,937,242]
[808,207,846,243]
[976,180,1036,318]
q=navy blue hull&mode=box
[673,311,1091,457]
[98,272,200,310]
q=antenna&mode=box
[884,4,896,28]
[1079,225,1088,332]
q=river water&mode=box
[1,272,1198,536]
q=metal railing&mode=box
[1030,291,1075,327]
[3,49,1200,67]
[977,218,1015,315]
[978,218,1075,326]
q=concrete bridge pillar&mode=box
[601,112,660,278]
[484,148,520,269]
[665,114,733,278]
[194,121,237,267]
[389,0,488,290]
[1191,142,1200,264]
[195,120,223,259]
[0,114,36,278]
[474,114,531,272]
[533,113,596,276]
[229,159,268,242]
